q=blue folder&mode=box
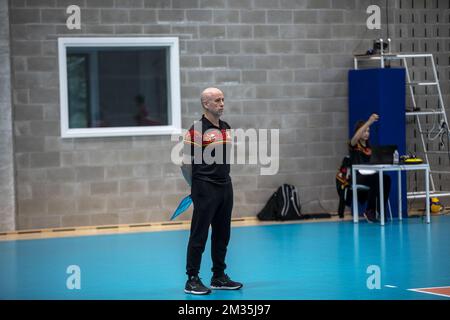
[170,195,193,220]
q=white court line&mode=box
[385,285,397,288]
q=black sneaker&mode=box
[363,209,377,223]
[210,274,243,290]
[184,275,211,295]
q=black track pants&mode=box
[356,173,391,211]
[186,179,233,277]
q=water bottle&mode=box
[393,150,399,165]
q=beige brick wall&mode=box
[5,0,450,230]
[394,0,450,208]
[0,0,15,232]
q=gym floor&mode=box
[1,216,449,300]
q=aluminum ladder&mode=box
[354,52,450,201]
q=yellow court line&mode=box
[0,215,352,242]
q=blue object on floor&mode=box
[1,216,450,300]
[170,195,192,220]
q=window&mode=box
[58,37,181,138]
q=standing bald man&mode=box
[181,87,243,295]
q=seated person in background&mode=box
[134,95,162,126]
[349,113,391,223]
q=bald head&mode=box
[201,87,223,107]
[200,87,224,119]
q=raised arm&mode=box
[350,113,379,146]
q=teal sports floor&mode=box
[1,216,450,300]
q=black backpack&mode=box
[257,184,304,221]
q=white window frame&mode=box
[58,37,181,138]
